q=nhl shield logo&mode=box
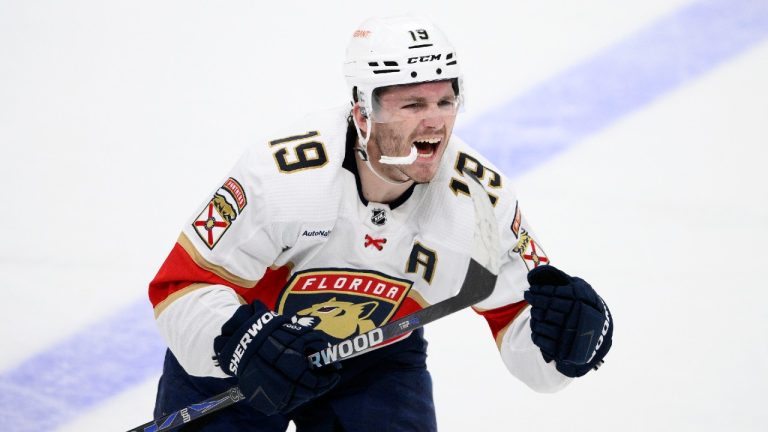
[371,208,387,226]
[276,268,413,341]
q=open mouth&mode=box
[413,138,441,158]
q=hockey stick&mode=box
[127,172,499,432]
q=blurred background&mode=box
[1,0,766,430]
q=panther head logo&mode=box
[511,229,547,268]
[512,230,531,255]
[212,193,238,222]
[297,297,379,339]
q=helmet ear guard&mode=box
[351,86,371,121]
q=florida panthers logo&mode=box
[298,297,378,339]
[276,269,414,341]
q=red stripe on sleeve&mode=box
[148,242,290,309]
[475,300,529,340]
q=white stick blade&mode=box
[464,171,501,275]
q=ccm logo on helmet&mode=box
[408,54,442,64]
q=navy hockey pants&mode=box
[154,330,437,431]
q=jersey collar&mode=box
[342,120,416,210]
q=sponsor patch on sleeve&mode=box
[510,229,549,271]
[191,177,247,249]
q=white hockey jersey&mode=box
[149,106,571,392]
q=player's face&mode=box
[367,81,458,183]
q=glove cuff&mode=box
[214,302,285,377]
[527,264,570,286]
[555,296,613,378]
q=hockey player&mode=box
[149,15,613,431]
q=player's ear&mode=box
[352,103,368,135]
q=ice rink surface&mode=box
[1,0,767,430]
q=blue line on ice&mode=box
[0,301,165,430]
[0,0,766,430]
[458,0,768,176]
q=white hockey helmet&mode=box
[344,16,463,166]
[344,15,463,120]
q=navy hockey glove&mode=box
[213,301,340,416]
[523,265,612,378]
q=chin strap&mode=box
[352,115,412,185]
